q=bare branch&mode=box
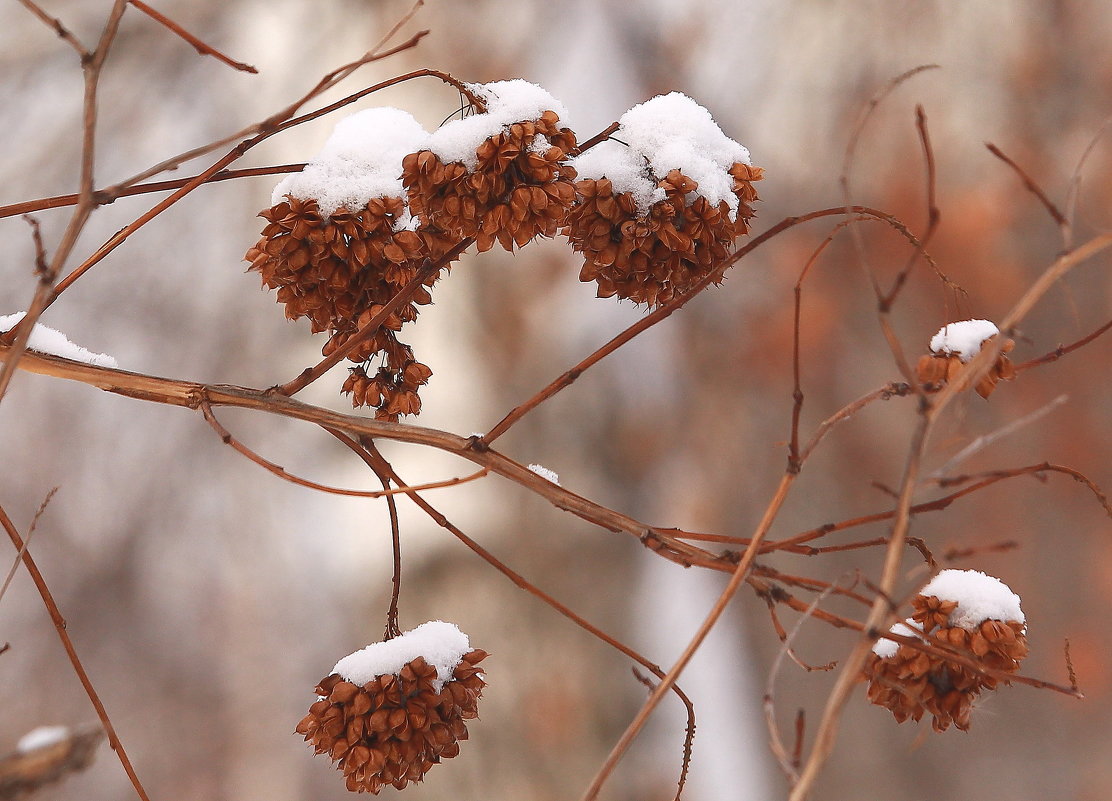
[128,0,258,72]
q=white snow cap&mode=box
[872,620,923,659]
[17,725,70,753]
[332,620,471,692]
[428,79,571,170]
[571,92,752,217]
[272,107,430,218]
[527,463,560,485]
[920,569,1024,630]
[0,312,118,369]
[929,319,1000,362]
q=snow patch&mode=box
[920,569,1024,630]
[332,620,471,692]
[0,313,118,369]
[428,79,570,169]
[527,463,560,485]
[17,725,70,753]
[872,620,923,659]
[572,92,752,217]
[929,319,1000,362]
[272,107,430,218]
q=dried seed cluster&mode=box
[565,162,762,306]
[917,320,1016,398]
[864,593,1028,732]
[245,194,454,420]
[402,110,578,252]
[296,650,487,793]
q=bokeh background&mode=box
[2,1,1111,799]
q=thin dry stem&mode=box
[0,503,151,801]
[128,0,258,73]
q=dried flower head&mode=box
[864,570,1027,732]
[296,621,487,794]
[244,108,459,419]
[916,319,1016,398]
[403,83,578,253]
[564,93,761,306]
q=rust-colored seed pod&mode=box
[564,163,763,306]
[245,193,456,419]
[296,650,488,794]
[863,592,1028,732]
[402,109,579,253]
[916,324,1016,398]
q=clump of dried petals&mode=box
[402,109,578,252]
[245,194,453,420]
[864,591,1027,732]
[296,649,487,794]
[564,163,762,306]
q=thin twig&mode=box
[128,0,258,73]
[22,216,49,276]
[986,141,1069,238]
[927,394,1068,479]
[0,164,306,219]
[0,503,151,801]
[0,487,58,607]
[16,0,88,55]
[1014,316,1112,372]
[764,585,839,785]
[199,399,486,497]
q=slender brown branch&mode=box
[128,0,257,73]
[199,399,485,498]
[0,487,57,606]
[23,216,48,276]
[0,503,151,801]
[799,382,912,464]
[986,141,1069,235]
[1014,316,1112,372]
[16,0,88,55]
[582,473,795,801]
[0,164,307,219]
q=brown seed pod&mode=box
[403,108,578,252]
[296,625,487,794]
[916,322,1016,398]
[245,194,456,419]
[864,586,1027,732]
[564,163,762,306]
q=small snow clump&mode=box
[527,463,560,485]
[272,107,431,218]
[919,569,1024,630]
[332,620,471,692]
[929,319,1000,363]
[0,312,118,369]
[872,620,923,659]
[17,725,70,753]
[572,92,752,217]
[428,80,571,169]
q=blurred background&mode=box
[2,1,1111,799]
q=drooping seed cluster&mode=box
[402,110,578,253]
[296,650,487,794]
[244,194,456,420]
[864,593,1028,732]
[564,162,762,306]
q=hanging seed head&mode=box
[402,80,578,252]
[916,319,1016,398]
[564,93,761,306]
[864,570,1027,732]
[245,108,459,420]
[296,621,487,794]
